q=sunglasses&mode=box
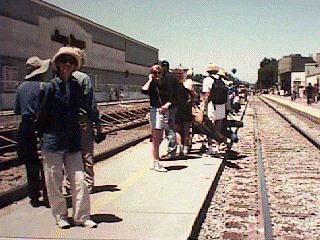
[58,55,77,65]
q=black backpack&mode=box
[209,78,228,104]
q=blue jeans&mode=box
[165,107,177,154]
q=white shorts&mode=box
[207,102,226,121]
[150,107,169,130]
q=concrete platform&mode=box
[261,94,320,120]
[0,138,223,240]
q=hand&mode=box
[148,74,154,81]
[161,102,171,111]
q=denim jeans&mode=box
[165,107,177,154]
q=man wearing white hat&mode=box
[38,47,97,229]
[15,56,50,208]
[202,64,227,155]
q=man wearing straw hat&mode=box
[15,56,50,208]
[202,63,227,155]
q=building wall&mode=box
[305,63,320,87]
[291,72,305,92]
[0,0,158,110]
[278,57,292,74]
[306,74,320,86]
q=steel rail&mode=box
[253,101,274,240]
[260,97,320,149]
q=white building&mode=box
[305,54,320,88]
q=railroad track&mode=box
[0,100,150,162]
[196,96,320,240]
[0,100,151,208]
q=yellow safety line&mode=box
[51,165,149,238]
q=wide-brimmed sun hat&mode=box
[186,69,193,76]
[74,47,86,67]
[217,68,227,79]
[206,63,220,73]
[25,56,50,80]
[51,46,81,70]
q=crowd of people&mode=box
[142,61,246,171]
[14,47,246,229]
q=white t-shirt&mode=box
[202,75,226,121]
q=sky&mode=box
[44,0,320,83]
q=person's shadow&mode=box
[165,165,188,171]
[91,213,123,224]
[92,185,121,194]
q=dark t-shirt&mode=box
[15,79,42,119]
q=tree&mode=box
[257,58,278,89]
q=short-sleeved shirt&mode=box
[14,80,42,120]
[202,75,226,121]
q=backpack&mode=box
[209,78,228,104]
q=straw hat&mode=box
[25,56,50,80]
[186,69,193,76]
[51,46,81,70]
[217,68,227,79]
[183,79,193,90]
[74,47,86,67]
[206,63,219,73]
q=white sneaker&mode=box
[202,147,217,157]
[154,163,167,172]
[150,160,157,170]
[56,218,71,229]
[74,219,97,228]
[183,146,189,155]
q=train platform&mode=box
[261,94,320,120]
[0,138,223,240]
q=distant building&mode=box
[0,0,158,110]
[305,63,320,86]
[278,54,315,93]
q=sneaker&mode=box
[154,163,167,172]
[56,218,71,229]
[87,186,94,194]
[202,148,217,157]
[219,142,228,150]
[176,145,183,156]
[73,219,98,228]
[30,198,41,208]
[183,146,189,155]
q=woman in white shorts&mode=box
[141,64,172,172]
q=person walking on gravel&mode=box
[141,64,170,172]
